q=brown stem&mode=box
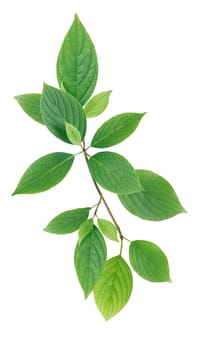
[93,197,102,217]
[83,148,124,240]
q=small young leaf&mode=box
[40,84,86,143]
[119,170,186,221]
[91,112,145,148]
[88,151,143,194]
[75,225,107,298]
[15,94,43,124]
[129,240,171,282]
[44,208,90,234]
[78,219,93,242]
[57,14,98,106]
[12,152,74,195]
[98,218,118,242]
[84,91,112,118]
[65,122,81,146]
[94,256,133,320]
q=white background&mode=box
[0,0,200,349]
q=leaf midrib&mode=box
[135,248,168,280]
[38,155,74,181]
[92,115,142,146]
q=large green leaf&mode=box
[88,151,143,194]
[129,240,171,282]
[15,94,43,124]
[44,208,90,234]
[57,14,98,106]
[91,112,145,148]
[119,170,186,221]
[12,152,74,195]
[74,225,107,298]
[94,256,133,320]
[40,84,86,143]
[84,91,112,118]
[98,218,118,242]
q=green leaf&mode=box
[65,122,81,146]
[119,170,186,221]
[91,112,145,148]
[78,219,93,242]
[98,218,118,242]
[44,208,90,234]
[12,152,74,195]
[88,151,143,194]
[94,256,133,320]
[84,91,112,118]
[15,94,44,124]
[40,84,86,143]
[129,240,171,282]
[57,14,98,106]
[75,225,107,298]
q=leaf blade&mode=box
[129,240,171,282]
[94,256,133,320]
[75,225,107,298]
[84,91,112,118]
[78,219,93,242]
[91,112,145,148]
[88,151,143,194]
[44,208,90,234]
[13,152,74,195]
[119,169,186,220]
[65,122,81,146]
[57,14,98,105]
[98,218,119,242]
[40,84,86,143]
[15,94,44,124]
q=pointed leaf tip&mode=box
[57,14,98,105]
[15,93,43,124]
[119,170,186,221]
[44,207,90,234]
[74,14,80,20]
[13,152,74,195]
[91,112,145,148]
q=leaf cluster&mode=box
[13,15,186,320]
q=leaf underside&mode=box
[84,91,112,118]
[94,256,133,320]
[98,218,119,242]
[65,122,81,145]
